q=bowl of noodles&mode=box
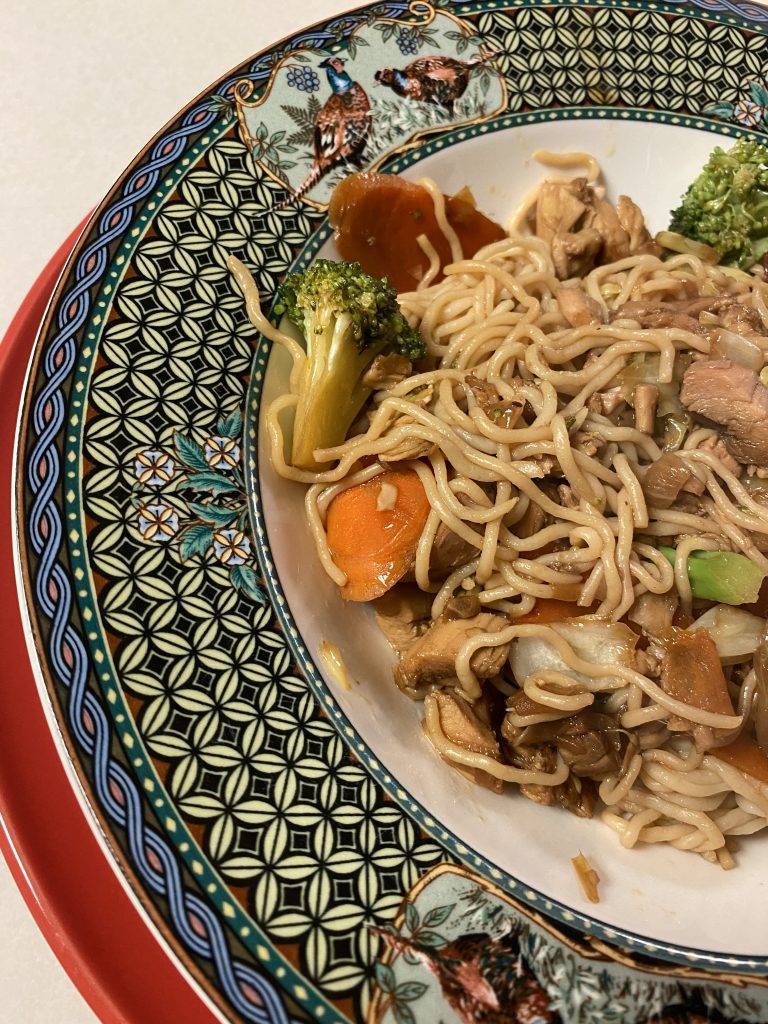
[244,116,768,964]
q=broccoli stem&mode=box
[291,314,373,470]
[659,546,767,605]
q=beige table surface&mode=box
[0,2,353,1020]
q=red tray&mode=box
[0,224,220,1024]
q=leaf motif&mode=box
[174,432,209,472]
[281,101,316,134]
[394,981,428,1002]
[216,409,243,438]
[393,1002,416,1024]
[404,901,420,932]
[423,903,455,928]
[416,929,448,949]
[231,565,266,603]
[749,81,768,107]
[180,523,214,559]
[187,501,237,526]
[183,472,241,495]
[374,962,396,994]
[703,100,736,119]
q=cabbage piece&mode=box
[687,605,765,663]
[510,619,638,689]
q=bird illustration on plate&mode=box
[285,56,371,204]
[376,927,560,1024]
[374,49,499,116]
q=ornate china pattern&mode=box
[14,1,768,1022]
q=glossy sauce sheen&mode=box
[328,172,507,292]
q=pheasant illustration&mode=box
[374,50,499,116]
[375,923,754,1024]
[376,928,560,1024]
[285,56,371,204]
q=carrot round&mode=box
[326,468,431,602]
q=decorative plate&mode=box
[15,1,768,1022]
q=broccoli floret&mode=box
[668,138,768,268]
[273,259,425,469]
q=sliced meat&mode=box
[374,585,433,657]
[628,590,678,637]
[441,593,482,620]
[362,353,412,389]
[464,373,525,428]
[680,359,768,466]
[585,198,630,262]
[616,194,661,255]
[551,227,602,280]
[695,434,742,477]
[394,612,510,691]
[464,372,499,411]
[571,430,605,456]
[535,177,593,242]
[428,691,503,792]
[611,299,707,335]
[429,521,477,577]
[557,286,604,327]
[719,301,766,340]
[641,453,704,508]
[504,706,627,779]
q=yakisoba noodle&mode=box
[230,155,768,868]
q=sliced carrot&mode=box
[515,598,595,625]
[328,172,507,293]
[326,468,431,602]
[711,733,768,784]
[659,628,735,716]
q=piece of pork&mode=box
[586,198,630,262]
[628,591,678,638]
[610,298,709,335]
[535,178,593,242]
[616,194,661,255]
[719,302,766,341]
[374,585,433,657]
[680,359,768,466]
[428,691,503,792]
[464,373,525,429]
[641,452,704,508]
[362,354,412,389]
[557,286,604,327]
[551,228,602,280]
[429,522,477,577]
[394,612,510,691]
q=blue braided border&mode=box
[17,5,423,1018]
[19,0,768,1020]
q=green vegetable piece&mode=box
[274,259,425,469]
[668,138,768,269]
[659,546,767,605]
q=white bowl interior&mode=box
[259,119,768,958]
